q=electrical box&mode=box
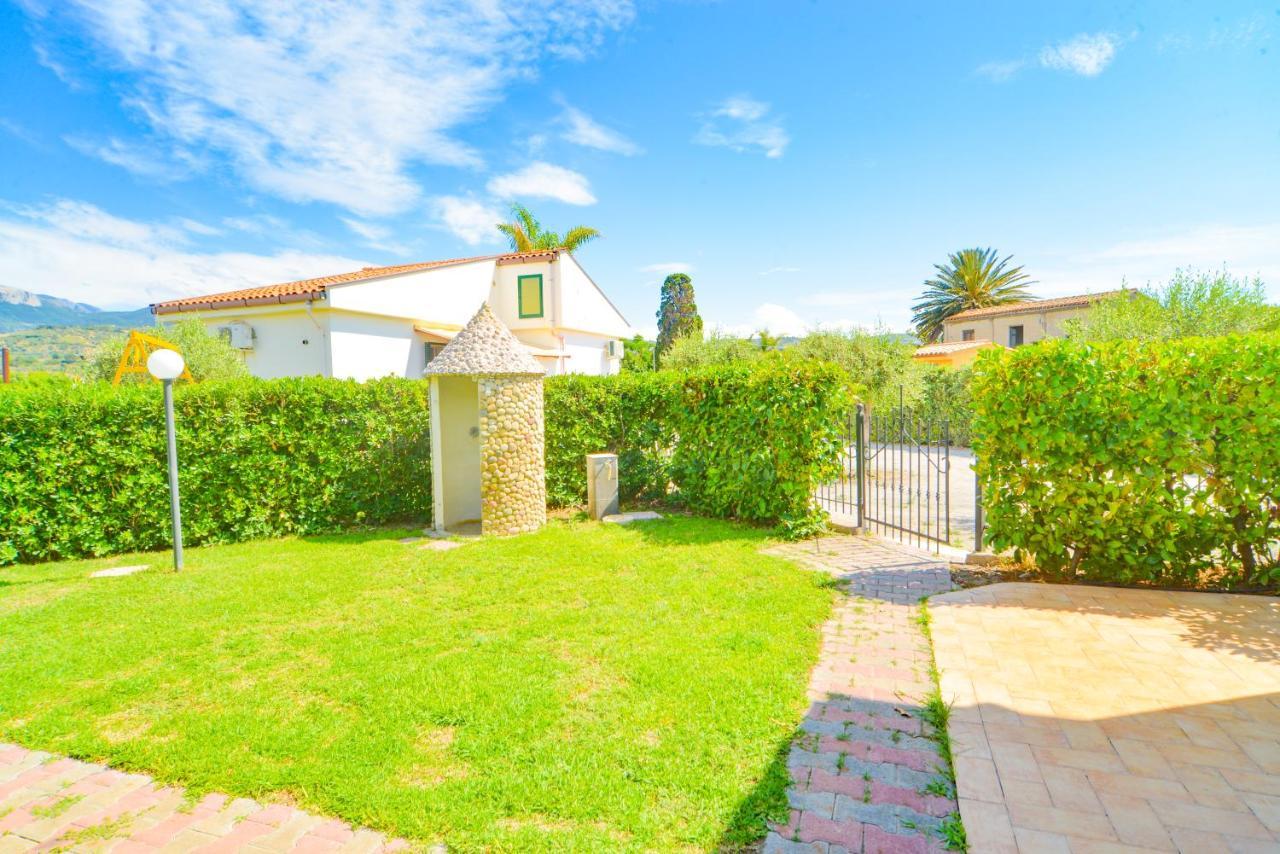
[586,453,619,520]
[227,321,255,350]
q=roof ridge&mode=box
[151,249,562,314]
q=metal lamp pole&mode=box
[147,349,186,571]
[163,378,184,571]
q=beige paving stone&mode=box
[929,582,1280,852]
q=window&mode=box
[424,342,445,366]
[1008,325,1025,347]
[961,329,975,342]
[518,274,544,318]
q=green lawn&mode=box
[0,516,832,852]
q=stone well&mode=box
[426,302,546,537]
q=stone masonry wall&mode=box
[478,377,546,536]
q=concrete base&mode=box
[90,565,149,578]
[602,511,663,525]
[964,551,1002,566]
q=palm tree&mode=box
[496,204,600,254]
[912,248,1036,342]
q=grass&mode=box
[0,516,832,852]
[915,599,967,852]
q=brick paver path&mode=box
[930,582,1280,853]
[0,743,408,852]
[762,535,958,854]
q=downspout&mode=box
[553,252,566,374]
[304,296,332,377]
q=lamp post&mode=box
[147,349,185,571]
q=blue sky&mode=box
[0,1,1276,335]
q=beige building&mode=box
[941,291,1123,348]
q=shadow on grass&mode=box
[619,513,777,548]
[715,731,797,852]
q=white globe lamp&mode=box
[147,348,185,381]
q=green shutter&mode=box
[518,274,544,318]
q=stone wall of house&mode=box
[478,376,546,536]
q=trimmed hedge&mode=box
[2,359,852,563]
[971,334,1280,589]
[0,378,431,563]
[545,359,854,535]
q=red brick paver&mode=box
[0,744,409,852]
[763,536,959,853]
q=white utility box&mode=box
[586,453,619,520]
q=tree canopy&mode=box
[496,204,599,254]
[1066,269,1279,342]
[656,273,702,357]
[912,248,1035,342]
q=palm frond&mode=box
[912,247,1036,341]
[496,222,533,254]
[561,226,600,253]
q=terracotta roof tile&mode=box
[152,250,560,314]
[914,340,1000,357]
[947,290,1127,322]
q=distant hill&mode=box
[0,325,126,376]
[0,286,150,333]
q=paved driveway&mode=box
[929,583,1280,852]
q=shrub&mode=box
[544,358,854,536]
[971,334,1280,589]
[543,372,676,506]
[0,377,430,563]
[660,331,762,370]
[84,319,250,383]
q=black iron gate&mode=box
[817,401,955,551]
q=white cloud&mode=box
[432,196,505,246]
[560,102,641,155]
[0,198,367,308]
[759,265,802,276]
[640,262,694,276]
[1039,33,1120,76]
[340,217,410,255]
[694,95,789,159]
[1035,222,1280,301]
[27,1,635,216]
[974,60,1026,82]
[64,135,192,181]
[486,162,596,205]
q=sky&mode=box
[0,0,1277,337]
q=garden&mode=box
[0,516,832,850]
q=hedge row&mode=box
[0,378,432,563]
[971,334,1280,590]
[545,359,854,535]
[2,359,852,563]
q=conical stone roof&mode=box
[424,302,545,376]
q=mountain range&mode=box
[0,286,150,333]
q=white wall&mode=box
[327,260,494,327]
[561,331,620,376]
[328,312,418,380]
[491,261,555,332]
[436,376,481,527]
[184,308,328,379]
[556,254,633,339]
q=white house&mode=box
[151,249,633,379]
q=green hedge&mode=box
[545,359,854,535]
[0,378,431,563]
[971,334,1280,589]
[2,360,851,563]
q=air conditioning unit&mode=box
[605,339,619,358]
[227,321,255,350]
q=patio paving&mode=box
[0,743,408,852]
[928,582,1280,853]
[762,535,958,853]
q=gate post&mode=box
[854,403,867,531]
[973,455,985,549]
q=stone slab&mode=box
[89,565,149,578]
[601,511,663,525]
